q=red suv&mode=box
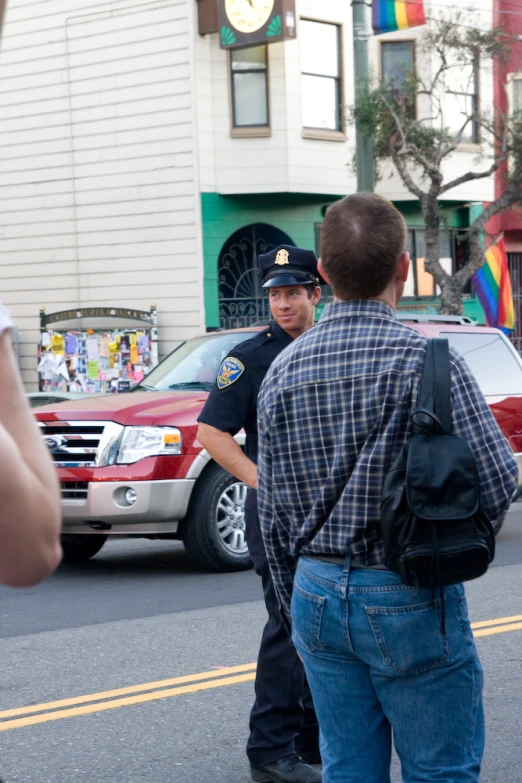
[35,316,522,571]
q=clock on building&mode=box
[218,0,296,49]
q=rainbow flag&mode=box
[472,237,515,335]
[372,0,426,35]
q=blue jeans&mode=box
[291,555,485,783]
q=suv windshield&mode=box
[135,332,257,392]
[445,332,522,396]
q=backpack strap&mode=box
[414,338,452,435]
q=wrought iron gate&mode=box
[508,253,522,354]
[218,224,295,329]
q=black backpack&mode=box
[380,338,495,598]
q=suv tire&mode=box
[183,464,252,572]
[61,534,108,562]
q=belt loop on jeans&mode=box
[340,553,352,596]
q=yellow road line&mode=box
[0,662,257,720]
[1,612,521,733]
[0,672,257,732]
[474,621,522,638]
[471,614,522,630]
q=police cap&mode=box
[259,245,324,289]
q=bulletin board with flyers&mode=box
[37,305,159,394]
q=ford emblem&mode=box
[43,435,68,452]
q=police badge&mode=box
[274,248,290,266]
[216,356,245,389]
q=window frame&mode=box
[228,45,271,138]
[379,39,417,120]
[300,18,345,139]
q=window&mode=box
[404,229,472,298]
[230,46,269,128]
[381,41,415,117]
[444,333,522,397]
[508,73,522,131]
[315,222,471,301]
[443,55,479,143]
[381,41,415,91]
[506,74,522,173]
[300,20,342,132]
[139,333,258,391]
[511,75,522,114]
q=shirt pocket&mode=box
[291,582,326,653]
[366,599,449,675]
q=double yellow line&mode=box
[0,663,257,733]
[0,614,520,733]
[471,613,522,637]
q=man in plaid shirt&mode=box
[257,193,518,783]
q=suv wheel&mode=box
[61,534,108,562]
[183,463,252,572]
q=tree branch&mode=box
[439,160,503,194]
[381,93,441,177]
[454,171,522,286]
[436,116,473,164]
[389,142,426,200]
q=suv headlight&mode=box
[116,427,182,464]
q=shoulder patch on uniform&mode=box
[216,357,245,389]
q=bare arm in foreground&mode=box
[0,332,62,586]
[0,6,61,585]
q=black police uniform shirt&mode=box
[197,322,292,465]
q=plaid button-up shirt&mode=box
[257,300,518,621]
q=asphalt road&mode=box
[0,507,520,782]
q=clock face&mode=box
[224,0,275,34]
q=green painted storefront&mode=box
[201,192,485,329]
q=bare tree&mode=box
[354,13,522,314]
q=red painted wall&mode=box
[489,1,522,243]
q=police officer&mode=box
[197,246,323,783]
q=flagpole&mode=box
[485,232,505,253]
[352,0,374,192]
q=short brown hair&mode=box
[320,193,407,299]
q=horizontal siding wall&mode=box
[0,0,204,389]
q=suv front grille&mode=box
[61,481,88,500]
[38,421,124,468]
[39,423,105,467]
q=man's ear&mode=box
[318,258,331,286]
[397,252,410,283]
[312,286,322,306]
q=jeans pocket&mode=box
[291,582,326,653]
[366,599,449,674]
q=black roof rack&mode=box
[396,314,477,325]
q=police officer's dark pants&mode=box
[245,490,319,769]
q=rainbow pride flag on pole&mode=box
[472,237,515,335]
[372,0,426,35]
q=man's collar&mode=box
[319,299,397,324]
[270,321,294,346]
